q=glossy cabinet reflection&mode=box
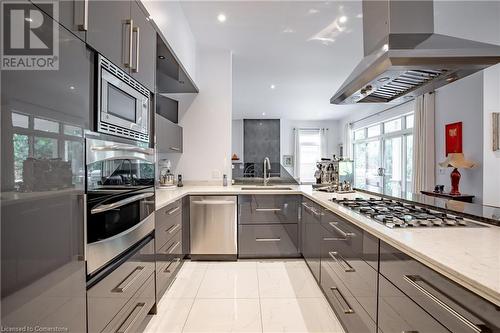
[1,4,90,332]
[301,198,322,281]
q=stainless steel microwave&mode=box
[97,55,150,143]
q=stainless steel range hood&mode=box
[331,0,500,105]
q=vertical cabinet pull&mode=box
[112,266,144,293]
[403,275,484,333]
[123,19,133,68]
[132,26,140,73]
[330,287,354,314]
[115,302,145,333]
[76,0,88,31]
[329,251,355,272]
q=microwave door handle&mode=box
[91,192,154,214]
[91,145,154,155]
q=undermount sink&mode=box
[241,186,293,190]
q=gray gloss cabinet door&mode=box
[31,0,86,41]
[238,224,299,258]
[156,115,183,153]
[378,276,449,333]
[301,200,321,282]
[1,6,90,332]
[87,0,131,72]
[130,1,156,92]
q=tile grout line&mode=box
[180,262,209,333]
[256,261,265,333]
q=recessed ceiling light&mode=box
[339,16,348,24]
[270,84,276,89]
[158,55,166,60]
[217,13,226,23]
[69,85,75,90]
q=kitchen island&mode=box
[156,185,500,309]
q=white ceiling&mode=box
[180,1,388,121]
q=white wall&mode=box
[142,0,198,84]
[483,64,500,207]
[161,47,232,183]
[232,119,244,162]
[434,72,484,201]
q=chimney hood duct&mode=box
[331,0,500,105]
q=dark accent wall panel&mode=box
[244,119,280,164]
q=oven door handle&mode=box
[91,145,154,155]
[91,193,154,214]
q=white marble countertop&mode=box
[156,185,500,306]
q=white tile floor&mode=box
[143,259,344,333]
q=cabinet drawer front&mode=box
[155,203,182,251]
[321,230,378,321]
[102,274,155,333]
[238,195,299,224]
[320,261,376,333]
[378,275,449,333]
[88,239,155,333]
[156,256,183,300]
[238,224,299,258]
[380,241,500,332]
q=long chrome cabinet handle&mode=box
[164,258,181,273]
[123,19,133,68]
[166,206,180,215]
[191,200,235,205]
[91,145,154,155]
[330,287,354,314]
[329,251,355,272]
[256,238,281,242]
[116,302,145,333]
[329,222,355,239]
[166,224,181,234]
[112,266,145,293]
[166,241,181,254]
[91,192,154,214]
[131,26,140,73]
[255,208,282,212]
[403,275,483,333]
[76,0,88,31]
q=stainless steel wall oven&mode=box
[85,138,155,276]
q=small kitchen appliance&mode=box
[96,54,151,142]
[158,159,176,188]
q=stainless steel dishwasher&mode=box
[190,196,237,260]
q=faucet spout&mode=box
[263,157,271,186]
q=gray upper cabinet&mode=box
[86,1,155,91]
[156,115,183,153]
[31,0,87,41]
[130,1,156,92]
[87,1,131,72]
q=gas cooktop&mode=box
[331,197,482,228]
